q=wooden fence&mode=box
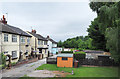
[46,57,57,64]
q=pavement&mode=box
[1,58,46,77]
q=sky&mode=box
[0,1,97,42]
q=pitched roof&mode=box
[28,32,48,41]
[0,23,31,37]
[47,37,57,44]
[57,53,73,57]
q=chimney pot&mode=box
[32,29,36,33]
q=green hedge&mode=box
[74,52,86,61]
[61,51,73,53]
[74,51,85,54]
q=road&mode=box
[1,58,46,77]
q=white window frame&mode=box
[27,37,30,44]
[40,40,43,45]
[4,33,8,42]
[12,34,17,42]
[12,51,17,58]
[38,40,40,45]
[44,41,47,45]
[21,36,25,43]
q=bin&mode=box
[74,60,79,68]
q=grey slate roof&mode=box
[0,23,31,37]
[28,32,48,41]
[57,53,73,57]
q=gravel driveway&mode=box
[1,58,46,77]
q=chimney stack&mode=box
[32,29,36,33]
[1,15,7,24]
[47,36,49,38]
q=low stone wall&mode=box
[14,58,38,66]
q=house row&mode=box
[0,15,58,63]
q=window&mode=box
[38,40,43,45]
[41,41,43,45]
[12,51,17,58]
[21,36,25,43]
[62,57,68,60]
[4,34,8,42]
[12,35,17,42]
[38,40,40,45]
[45,49,47,54]
[27,37,30,44]
[44,41,47,45]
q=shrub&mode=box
[78,48,83,51]
[61,51,73,53]
[74,51,86,61]
[74,51,85,54]
[11,62,16,66]
[0,53,6,66]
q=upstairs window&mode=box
[12,35,17,42]
[4,34,8,42]
[27,37,30,44]
[38,40,40,45]
[21,36,25,43]
[44,41,47,45]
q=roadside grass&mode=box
[30,64,35,67]
[36,64,118,77]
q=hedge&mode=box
[61,51,73,53]
[74,51,85,54]
[74,52,86,61]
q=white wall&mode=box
[52,43,57,47]
[48,40,52,53]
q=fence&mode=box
[46,57,57,64]
[78,59,119,66]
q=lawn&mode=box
[36,64,118,77]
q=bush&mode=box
[78,48,83,51]
[61,51,73,53]
[74,51,85,54]
[74,52,86,61]
[0,53,6,66]
[11,62,16,66]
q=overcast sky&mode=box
[1,1,97,42]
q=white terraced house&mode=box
[0,15,32,63]
[46,36,57,55]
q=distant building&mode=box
[46,36,57,55]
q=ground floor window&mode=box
[12,51,17,58]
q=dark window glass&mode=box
[62,57,68,60]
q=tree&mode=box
[87,18,106,50]
[57,40,63,47]
[105,26,119,62]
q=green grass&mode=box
[36,64,118,77]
